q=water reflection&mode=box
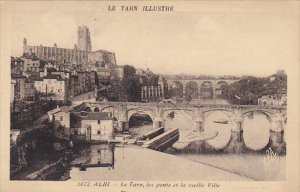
[203,111,232,149]
[243,112,271,150]
[72,144,115,171]
[65,110,284,181]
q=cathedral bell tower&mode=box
[78,26,92,52]
[23,38,27,54]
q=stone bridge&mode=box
[74,102,287,153]
[164,77,240,99]
[75,102,286,132]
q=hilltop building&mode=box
[22,26,116,66]
[22,26,124,80]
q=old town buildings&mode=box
[11,57,24,75]
[34,74,69,102]
[258,94,287,107]
[11,26,125,105]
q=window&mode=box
[98,120,100,124]
[60,116,63,121]
[97,131,101,135]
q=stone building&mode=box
[34,74,69,102]
[89,50,116,65]
[258,94,287,107]
[24,79,36,101]
[140,75,165,102]
[11,57,24,76]
[12,74,26,101]
[11,74,38,102]
[10,79,17,103]
[23,38,88,65]
[21,55,40,72]
[141,86,163,102]
[70,111,114,142]
[78,26,92,52]
[23,26,116,66]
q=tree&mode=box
[107,65,141,102]
[228,72,287,105]
[122,75,141,102]
[107,80,122,101]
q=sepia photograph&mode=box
[0,1,299,191]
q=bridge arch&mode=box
[201,109,235,149]
[162,108,196,133]
[100,106,120,121]
[200,81,214,99]
[169,81,184,100]
[84,106,92,112]
[215,81,230,99]
[242,110,273,122]
[100,105,117,112]
[162,108,195,120]
[242,110,272,151]
[185,81,199,101]
[202,108,237,119]
[127,107,156,123]
[127,108,156,130]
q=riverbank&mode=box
[68,144,251,181]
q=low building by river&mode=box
[70,111,114,142]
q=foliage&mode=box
[107,80,122,101]
[228,71,287,105]
[104,65,141,102]
[119,65,141,102]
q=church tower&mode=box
[77,26,92,52]
[23,38,27,54]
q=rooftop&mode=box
[11,57,24,62]
[43,74,64,80]
[71,112,113,120]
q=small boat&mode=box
[213,119,229,124]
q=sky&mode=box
[9,1,299,77]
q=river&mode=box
[65,106,285,181]
[128,109,285,181]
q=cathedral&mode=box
[23,26,116,66]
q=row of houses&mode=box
[11,53,126,103]
[11,68,96,103]
[258,94,287,107]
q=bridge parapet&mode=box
[82,101,286,110]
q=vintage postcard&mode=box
[0,1,299,192]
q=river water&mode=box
[163,110,285,180]
[66,104,285,181]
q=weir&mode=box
[142,128,179,151]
